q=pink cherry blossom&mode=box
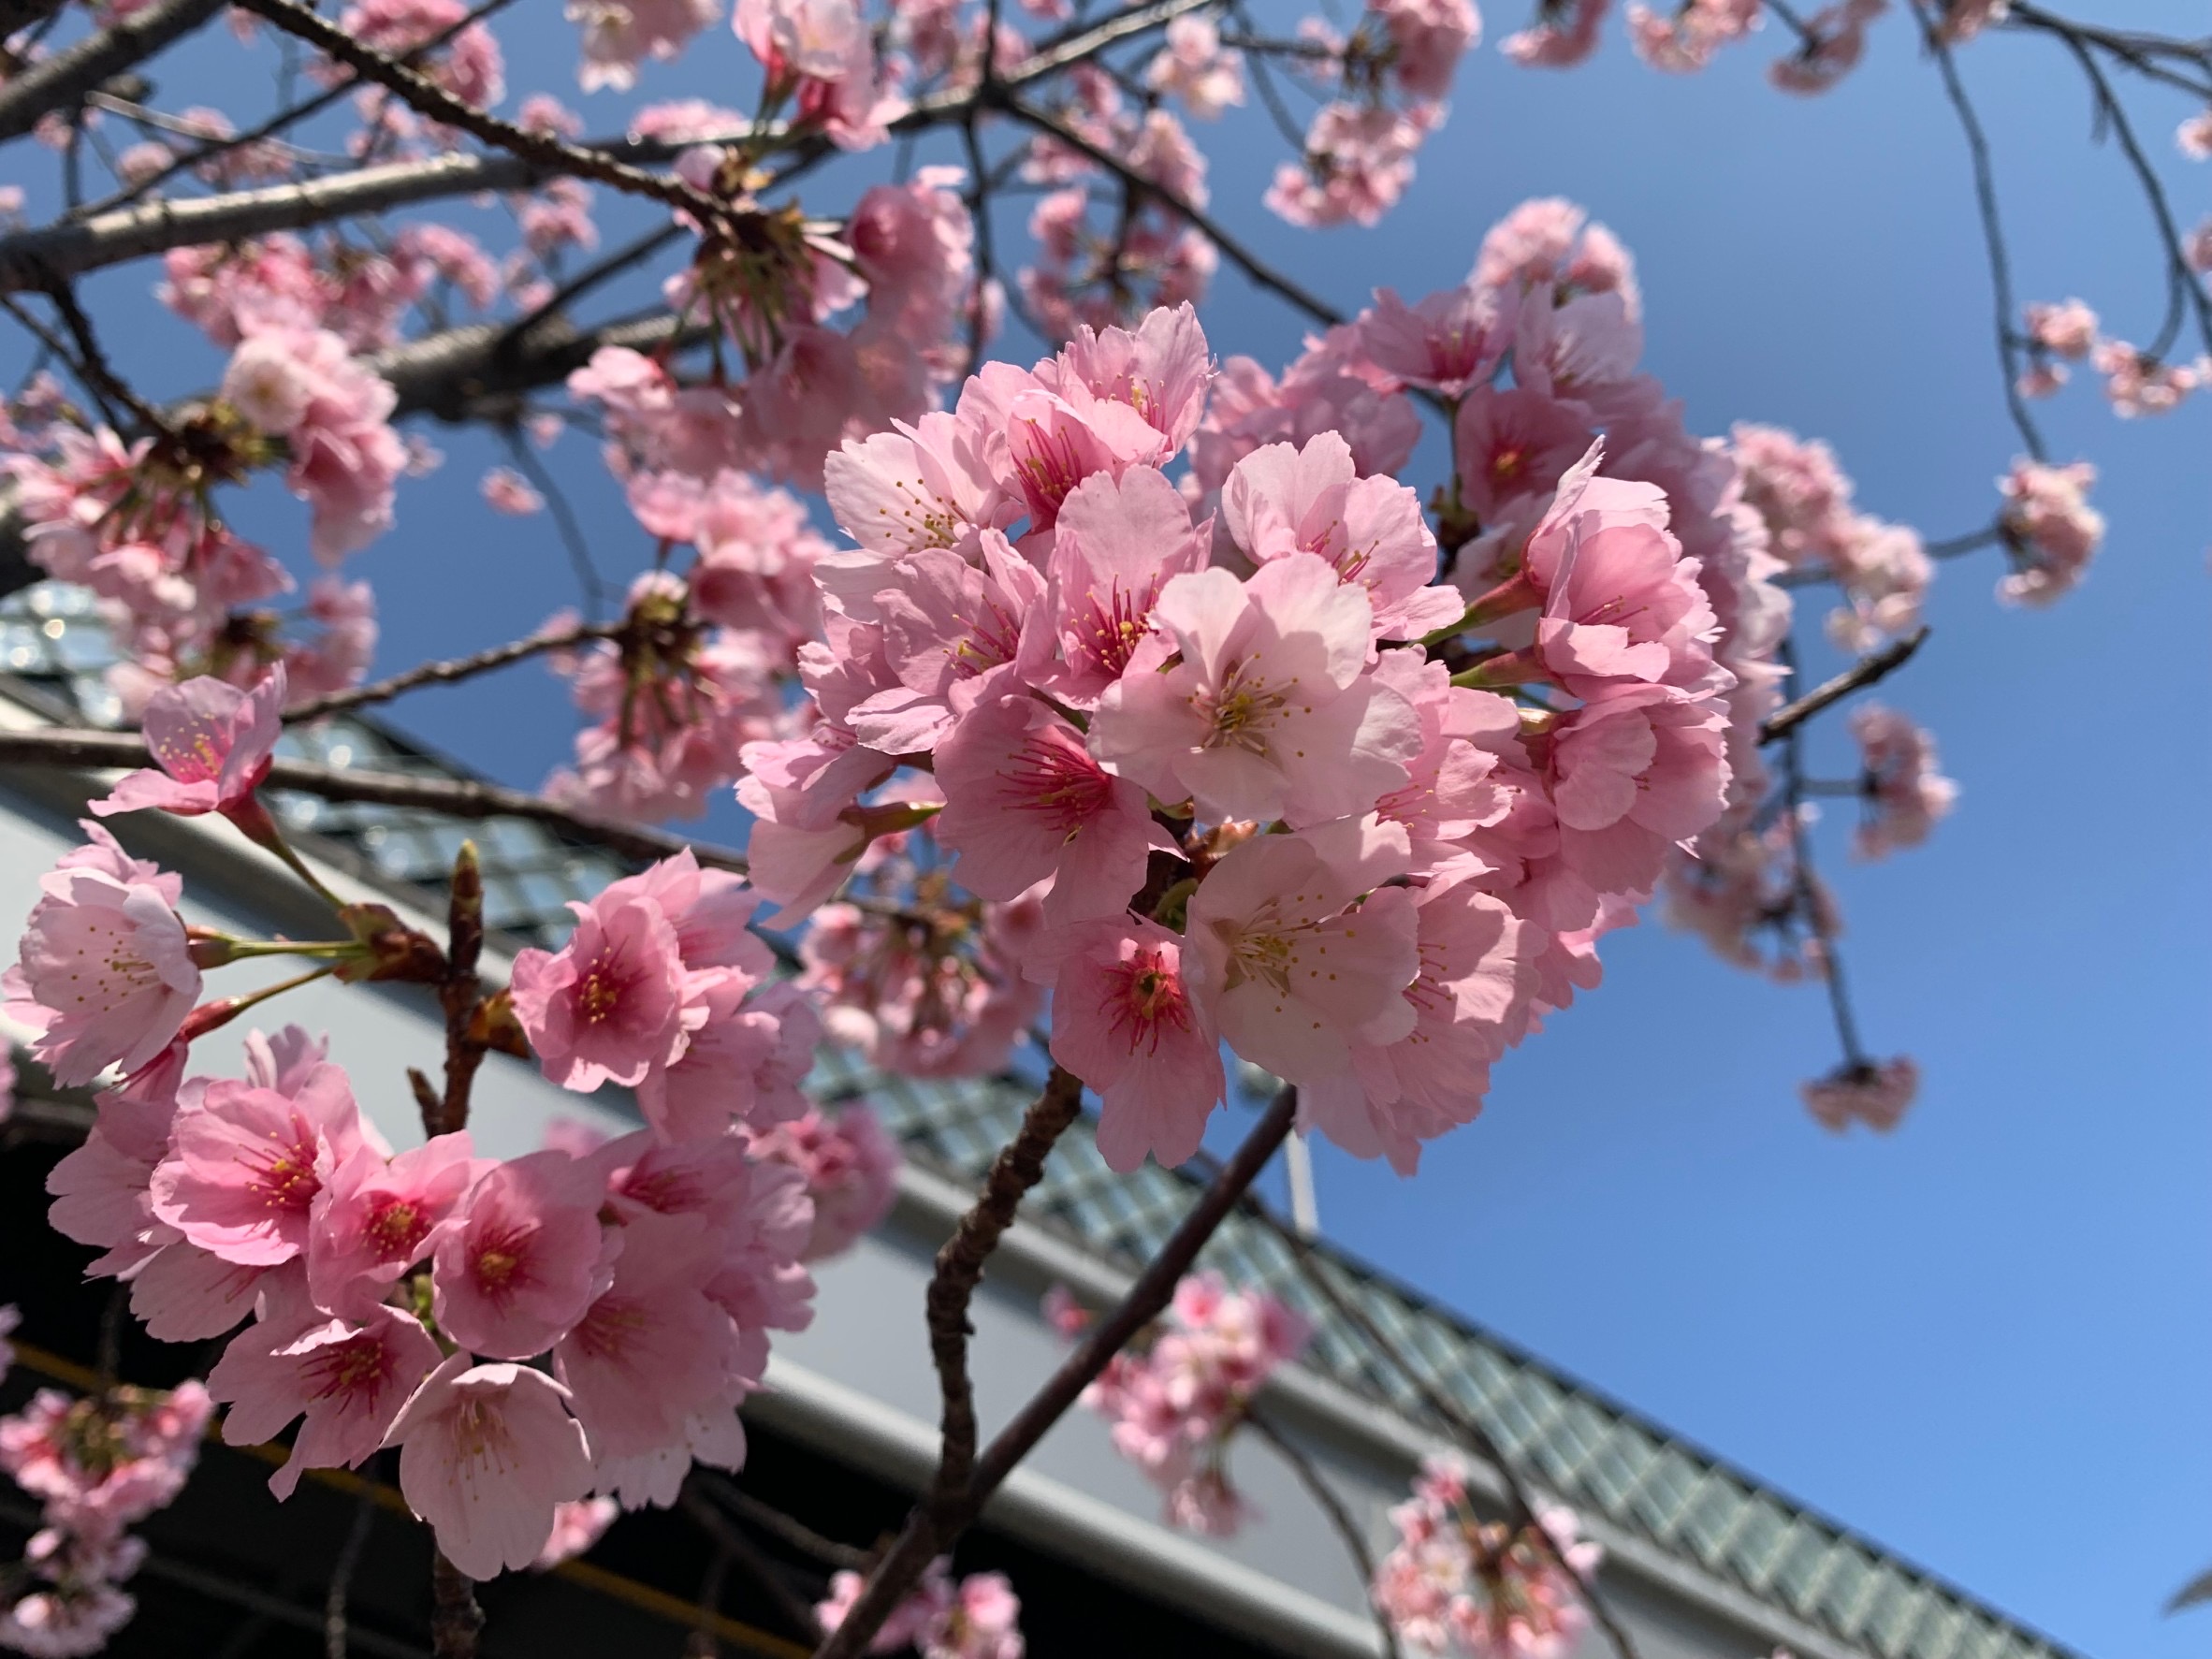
[208,1306,443,1497]
[1300,879,1536,1172]
[1502,0,1608,65]
[1031,916,1225,1171]
[1146,15,1245,118]
[305,1133,477,1317]
[0,1381,211,1545]
[553,1214,746,1465]
[936,693,1170,923]
[1996,458,2103,605]
[1224,432,1463,642]
[531,1496,620,1568]
[1267,102,1436,228]
[1018,464,1212,707]
[1091,554,1422,826]
[385,1353,595,1580]
[1768,0,1885,94]
[1375,1461,1599,1659]
[149,1059,371,1266]
[1184,822,1422,1086]
[89,667,284,820]
[1527,686,1732,928]
[2024,298,2098,358]
[431,1149,612,1360]
[510,888,699,1093]
[1627,0,1760,69]
[1848,705,1957,859]
[1800,1055,1919,1132]
[747,1102,901,1258]
[6,827,199,1086]
[1356,283,1516,400]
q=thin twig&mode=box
[1783,722,1868,1068]
[680,1480,823,1642]
[1230,1190,1641,1659]
[997,92,1346,330]
[498,429,610,617]
[697,1477,870,1572]
[2048,25,2212,362]
[813,1087,1299,1659]
[1758,625,1928,745]
[1914,2,2045,460]
[284,621,623,722]
[76,0,525,216]
[326,1482,381,1659]
[1243,1407,1400,1659]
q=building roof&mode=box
[0,581,2085,1659]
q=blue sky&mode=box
[22,4,2212,1654]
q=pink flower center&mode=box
[1193,660,1296,754]
[468,1225,532,1302]
[575,950,632,1026]
[1103,948,1193,1057]
[999,731,1115,834]
[305,1335,396,1405]
[1073,576,1159,679]
[364,1196,427,1259]
[246,1123,321,1215]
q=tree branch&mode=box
[0,724,753,875]
[283,620,622,723]
[926,1066,1086,1496]
[230,0,721,224]
[0,0,227,144]
[813,1087,1299,1659]
[1757,625,1928,744]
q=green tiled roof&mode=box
[0,581,2082,1659]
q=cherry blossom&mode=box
[431,1149,613,1360]
[1030,916,1226,1171]
[1091,555,1422,827]
[1996,458,2104,605]
[208,1306,444,1497]
[748,1103,902,1259]
[89,667,284,821]
[1848,704,1957,860]
[1374,1460,1600,1659]
[5,825,199,1086]
[1800,1055,1919,1132]
[385,1354,596,1579]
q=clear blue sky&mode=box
[30,6,2212,1656]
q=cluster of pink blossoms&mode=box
[818,1559,1025,1659]
[1054,1273,1309,1534]
[1372,1457,1600,1659]
[1799,1055,1919,1133]
[732,196,1787,1173]
[1263,0,1478,229]
[39,1003,819,1578]
[1728,422,1931,652]
[1847,704,1957,861]
[0,1379,211,1656]
[3,334,384,717]
[1994,458,2105,607]
[2017,296,2208,419]
[7,675,835,1580]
